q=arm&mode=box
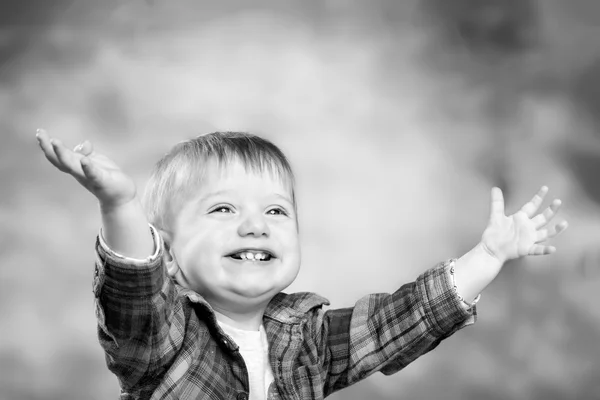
[94,225,187,393]
[36,129,181,392]
[312,186,568,396]
[100,198,155,259]
[312,260,474,397]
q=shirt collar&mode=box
[181,287,330,326]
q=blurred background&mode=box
[2,0,600,399]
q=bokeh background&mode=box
[2,0,600,399]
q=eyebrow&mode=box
[273,193,294,205]
[199,190,293,206]
[198,190,229,204]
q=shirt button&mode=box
[236,392,248,400]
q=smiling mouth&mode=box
[227,250,274,262]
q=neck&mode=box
[212,304,266,331]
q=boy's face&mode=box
[168,159,300,311]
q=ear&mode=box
[159,229,180,278]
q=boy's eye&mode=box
[211,206,233,214]
[267,207,287,216]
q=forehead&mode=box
[166,157,296,230]
[198,157,294,196]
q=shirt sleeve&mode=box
[312,259,477,396]
[93,224,186,393]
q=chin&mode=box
[241,286,279,300]
[230,283,284,302]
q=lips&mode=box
[226,249,275,262]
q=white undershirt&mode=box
[217,321,277,400]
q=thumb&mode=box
[74,140,94,157]
[489,187,505,221]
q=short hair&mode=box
[142,131,296,234]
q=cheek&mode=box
[174,231,219,265]
[282,235,301,265]
[283,228,301,250]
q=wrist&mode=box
[99,196,141,216]
[474,242,505,271]
[99,196,154,259]
[453,243,503,301]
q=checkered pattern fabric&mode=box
[93,227,476,399]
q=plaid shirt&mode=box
[93,226,477,400]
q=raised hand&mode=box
[36,129,137,209]
[480,186,568,264]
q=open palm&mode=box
[481,186,568,264]
[36,129,137,208]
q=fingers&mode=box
[489,187,505,220]
[36,129,62,169]
[520,186,548,218]
[531,199,562,229]
[36,129,90,180]
[51,138,85,179]
[528,244,556,256]
[535,220,568,243]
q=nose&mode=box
[237,212,270,237]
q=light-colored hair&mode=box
[142,131,296,234]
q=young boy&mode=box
[36,129,567,400]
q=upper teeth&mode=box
[238,252,269,261]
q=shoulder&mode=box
[264,292,330,324]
